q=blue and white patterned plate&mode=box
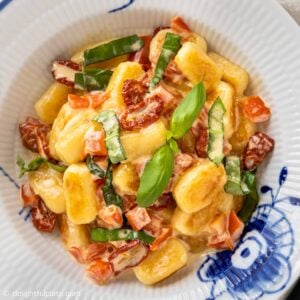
[0,0,300,299]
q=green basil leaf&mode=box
[224,156,244,195]
[150,32,181,88]
[16,155,66,177]
[170,81,206,139]
[91,228,155,244]
[137,144,174,208]
[207,97,226,165]
[102,161,123,208]
[84,35,144,66]
[74,68,112,91]
[93,110,127,164]
[238,171,259,223]
[168,138,179,154]
[86,155,105,178]
[46,162,67,173]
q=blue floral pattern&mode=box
[108,0,135,13]
[197,167,299,300]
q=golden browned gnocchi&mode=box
[17,15,274,287]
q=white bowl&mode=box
[0,0,300,299]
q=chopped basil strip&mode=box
[170,81,206,139]
[224,156,255,196]
[238,172,259,223]
[168,138,179,154]
[149,32,181,88]
[102,161,123,208]
[137,144,174,208]
[91,228,155,244]
[84,35,144,66]
[86,155,105,178]
[16,156,67,178]
[224,156,244,195]
[74,67,112,91]
[93,110,126,164]
[207,97,226,165]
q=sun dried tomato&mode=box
[19,117,50,158]
[195,125,208,158]
[109,240,149,274]
[242,96,271,123]
[121,79,148,112]
[52,60,81,87]
[119,95,163,131]
[31,199,57,233]
[128,36,152,71]
[153,26,170,36]
[122,194,137,212]
[151,193,176,210]
[84,243,116,263]
[163,60,185,84]
[242,131,275,171]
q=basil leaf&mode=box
[93,110,127,164]
[224,156,244,195]
[168,138,179,154]
[91,228,155,244]
[74,68,112,91]
[84,35,144,66]
[46,162,67,173]
[238,172,259,223]
[150,32,181,88]
[102,161,123,208]
[137,144,174,208]
[16,155,66,178]
[86,155,105,178]
[170,81,206,139]
[207,97,226,165]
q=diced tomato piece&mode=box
[84,129,108,157]
[98,205,123,229]
[69,247,85,264]
[208,211,244,250]
[20,183,39,208]
[125,206,151,231]
[143,212,163,237]
[242,96,271,123]
[170,16,191,33]
[88,92,110,109]
[68,94,89,109]
[86,259,114,284]
[150,227,172,251]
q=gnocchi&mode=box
[63,164,98,224]
[208,52,249,96]
[134,238,188,285]
[175,42,222,89]
[28,164,66,214]
[173,160,226,213]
